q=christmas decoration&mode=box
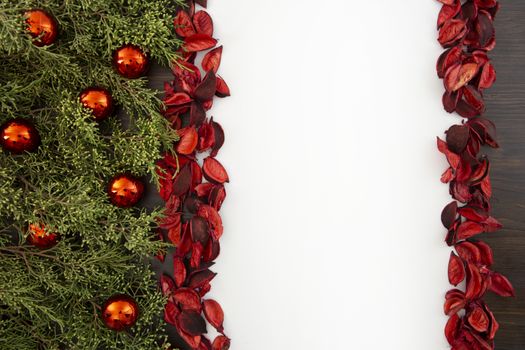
[112,44,149,79]
[107,174,145,208]
[24,9,59,47]
[27,224,59,249]
[0,118,40,154]
[101,294,139,331]
[79,87,114,121]
[158,3,231,348]
[1,1,185,349]
[434,1,514,349]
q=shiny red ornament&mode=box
[24,9,58,47]
[112,44,149,79]
[79,87,114,121]
[0,118,40,154]
[107,174,144,208]
[101,294,139,331]
[27,224,59,249]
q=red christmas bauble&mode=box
[107,174,145,208]
[27,224,59,249]
[24,9,58,47]
[112,44,149,79]
[0,118,40,154]
[79,87,114,121]
[101,294,139,331]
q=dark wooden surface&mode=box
[479,2,525,349]
[145,4,525,349]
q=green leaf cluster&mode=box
[0,0,184,349]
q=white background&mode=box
[205,1,458,349]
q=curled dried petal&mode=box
[449,252,466,286]
[489,272,515,297]
[193,11,214,36]
[185,34,218,52]
[202,46,223,73]
[203,299,225,332]
[174,11,196,37]
[212,335,231,350]
[203,157,229,184]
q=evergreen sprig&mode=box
[0,0,184,349]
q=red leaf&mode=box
[445,313,461,345]
[202,46,223,73]
[441,201,458,229]
[173,256,187,287]
[185,34,218,52]
[216,76,231,98]
[203,299,225,333]
[173,288,202,312]
[193,11,214,36]
[174,11,196,37]
[438,19,467,47]
[212,336,231,350]
[467,306,489,333]
[489,272,515,297]
[177,310,207,336]
[165,92,193,106]
[195,70,218,101]
[448,252,466,286]
[177,127,199,155]
[164,301,179,325]
[203,157,229,184]
[456,221,485,240]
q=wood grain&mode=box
[480,2,525,349]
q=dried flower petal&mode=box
[203,157,229,184]
[173,288,202,312]
[449,252,466,286]
[467,306,489,333]
[203,299,224,332]
[212,336,231,350]
[185,34,218,52]
[177,310,207,336]
[174,11,196,37]
[193,11,214,36]
[173,256,187,287]
[202,46,223,73]
[195,70,218,101]
[489,272,515,297]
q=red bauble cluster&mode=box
[157,2,231,349]
[101,294,139,331]
[107,174,145,208]
[435,1,514,350]
[0,118,40,154]
[24,9,58,47]
[27,224,59,249]
[79,87,114,121]
[112,44,149,79]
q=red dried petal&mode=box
[209,184,226,211]
[467,306,489,333]
[449,252,466,286]
[177,310,207,336]
[476,11,495,49]
[195,183,215,198]
[461,85,485,116]
[188,269,217,289]
[210,118,225,157]
[444,289,466,315]
[190,102,207,126]
[456,241,482,264]
[446,125,470,154]
[193,11,214,36]
[438,19,467,47]
[177,127,199,155]
[202,46,223,73]
[173,256,187,287]
[465,263,483,300]
[173,288,202,312]
[160,274,176,296]
[437,137,461,170]
[195,0,208,8]
[173,163,193,196]
[212,336,231,350]
[191,241,204,268]
[174,11,196,37]
[474,240,494,266]
[457,221,485,240]
[172,61,202,94]
[191,216,210,244]
[198,121,215,152]
[489,272,515,297]
[215,76,231,98]
[437,46,463,79]
[438,2,462,29]
[203,157,229,184]
[445,313,461,345]
[203,299,224,333]
[185,34,218,52]
[441,201,458,229]
[198,204,224,240]
[164,301,179,325]
[478,62,496,89]
[445,62,479,92]
[443,90,461,113]
[195,70,218,101]
[458,207,488,222]
[165,92,193,106]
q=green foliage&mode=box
[0,0,184,349]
